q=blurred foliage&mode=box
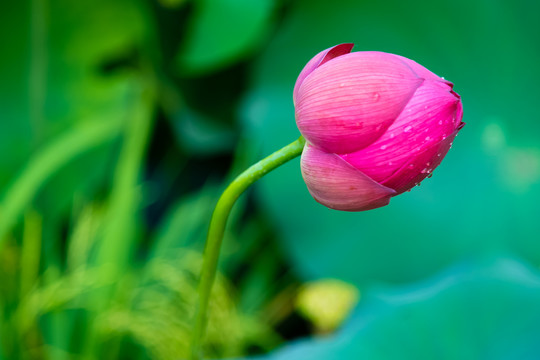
[243,256,540,360]
[0,0,539,359]
[176,0,276,75]
[296,279,359,333]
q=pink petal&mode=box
[380,126,462,193]
[394,54,452,85]
[340,80,463,183]
[295,52,423,154]
[293,43,354,105]
[300,144,396,211]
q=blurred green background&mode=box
[1,0,540,359]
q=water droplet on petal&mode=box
[425,136,431,141]
[373,92,380,101]
[404,126,412,132]
[437,153,442,157]
[438,120,443,125]
[408,164,415,169]
[380,145,387,150]
[390,133,395,138]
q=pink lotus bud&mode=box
[295,44,464,211]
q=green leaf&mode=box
[243,256,540,360]
[0,0,152,225]
[176,0,276,75]
[0,121,122,245]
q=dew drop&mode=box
[390,133,395,138]
[408,163,415,169]
[425,136,431,141]
[380,144,388,150]
[404,126,412,132]
[421,168,427,174]
[438,120,443,125]
[441,76,445,80]
[437,153,442,157]
[388,161,393,166]
[373,92,380,101]
[426,162,431,166]
[424,105,428,109]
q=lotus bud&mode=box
[295,44,464,211]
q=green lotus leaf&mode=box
[241,256,540,360]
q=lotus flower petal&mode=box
[295,52,424,154]
[394,54,451,84]
[381,127,462,193]
[301,144,396,211]
[293,43,354,105]
[340,80,463,183]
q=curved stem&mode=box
[190,136,306,360]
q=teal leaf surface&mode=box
[241,256,540,360]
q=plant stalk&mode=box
[190,136,306,360]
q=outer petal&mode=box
[341,80,463,184]
[381,126,463,194]
[293,43,354,105]
[300,144,396,211]
[295,52,423,154]
[394,54,452,85]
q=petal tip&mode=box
[293,43,355,104]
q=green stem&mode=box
[190,136,306,360]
